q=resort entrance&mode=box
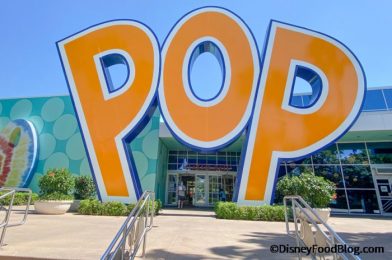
[165,172,236,207]
[372,165,392,214]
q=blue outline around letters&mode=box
[234,19,366,204]
[158,6,262,153]
[289,65,323,109]
[187,40,226,102]
[56,19,161,201]
[99,53,131,94]
[56,8,366,205]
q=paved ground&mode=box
[0,207,126,259]
[0,207,390,259]
[142,209,392,260]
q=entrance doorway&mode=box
[372,166,392,214]
[165,172,236,207]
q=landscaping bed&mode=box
[214,202,286,221]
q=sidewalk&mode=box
[0,207,390,259]
[0,208,126,259]
[143,209,392,260]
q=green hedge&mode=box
[0,191,39,205]
[78,199,162,216]
[275,173,335,208]
[214,202,286,221]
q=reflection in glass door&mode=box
[209,175,222,205]
[167,174,178,205]
[376,177,392,213]
[195,174,206,206]
[223,175,236,202]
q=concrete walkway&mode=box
[0,208,126,259]
[0,207,390,259]
[143,209,392,260]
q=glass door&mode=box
[375,176,392,213]
[223,175,236,202]
[194,174,207,206]
[208,175,222,205]
[166,173,178,206]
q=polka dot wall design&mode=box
[0,96,161,194]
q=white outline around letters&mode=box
[58,21,160,203]
[236,22,365,206]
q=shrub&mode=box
[39,192,73,201]
[101,201,128,216]
[215,202,242,219]
[255,205,286,221]
[78,199,103,215]
[78,199,162,216]
[275,172,336,208]
[74,176,96,200]
[215,202,286,221]
[240,206,258,220]
[154,199,162,215]
[39,168,74,197]
[0,192,38,205]
[126,199,161,216]
[126,203,135,215]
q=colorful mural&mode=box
[0,96,160,194]
[0,119,38,187]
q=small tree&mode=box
[276,171,336,208]
[38,168,75,200]
[74,176,96,200]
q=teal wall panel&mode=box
[0,96,160,196]
[156,141,168,202]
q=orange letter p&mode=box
[236,22,365,205]
[57,21,160,202]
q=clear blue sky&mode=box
[1,0,392,99]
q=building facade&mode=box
[0,86,391,215]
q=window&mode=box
[338,143,369,164]
[312,144,339,164]
[383,89,392,109]
[302,95,312,106]
[290,96,303,107]
[329,190,348,213]
[367,142,392,164]
[286,164,313,176]
[363,90,387,111]
[342,166,374,188]
[167,151,240,172]
[347,190,379,214]
[314,165,344,188]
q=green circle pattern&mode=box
[53,114,77,140]
[80,158,92,176]
[28,172,43,192]
[0,117,10,129]
[0,96,161,194]
[39,133,56,160]
[137,122,151,138]
[142,130,158,160]
[132,151,148,176]
[44,152,70,173]
[66,133,85,160]
[10,99,32,120]
[30,116,44,134]
[41,98,65,122]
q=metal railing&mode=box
[0,187,32,246]
[102,191,155,260]
[284,195,360,260]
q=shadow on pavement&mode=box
[146,231,392,260]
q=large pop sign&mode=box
[57,7,365,205]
